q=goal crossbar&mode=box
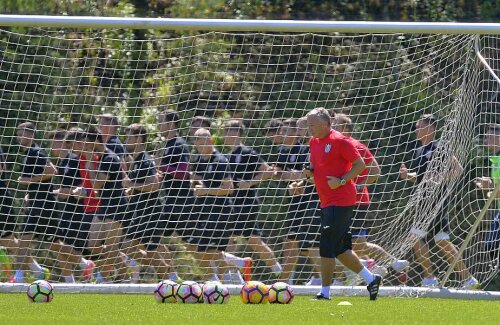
[1,15,500,34]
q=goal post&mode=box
[0,15,499,298]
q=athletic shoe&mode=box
[306,276,322,286]
[461,277,480,290]
[391,259,410,273]
[311,293,331,301]
[242,257,252,282]
[82,260,95,282]
[367,274,382,301]
[421,276,439,287]
[371,265,388,278]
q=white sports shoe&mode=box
[421,276,439,287]
[371,265,388,278]
[305,276,322,286]
[391,259,410,273]
[461,277,479,290]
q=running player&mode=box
[222,119,282,279]
[121,123,177,282]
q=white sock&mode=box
[14,270,24,283]
[222,252,246,268]
[64,274,76,283]
[320,285,331,298]
[272,262,282,273]
[169,272,180,281]
[30,260,44,273]
[79,258,90,269]
[358,266,376,284]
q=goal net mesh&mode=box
[0,25,498,289]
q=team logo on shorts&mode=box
[325,144,331,153]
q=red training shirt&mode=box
[309,129,361,208]
[348,137,375,206]
[79,154,100,214]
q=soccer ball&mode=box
[202,281,230,304]
[176,281,203,304]
[268,282,294,304]
[27,280,54,303]
[240,281,268,304]
[154,280,178,303]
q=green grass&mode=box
[0,294,498,325]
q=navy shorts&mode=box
[188,197,232,252]
[126,193,163,250]
[162,196,195,239]
[285,197,321,249]
[96,199,128,224]
[58,211,93,251]
[320,205,354,258]
[22,198,62,242]
[231,196,263,238]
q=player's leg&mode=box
[317,206,380,300]
[87,215,106,257]
[302,206,322,285]
[248,235,282,275]
[280,239,299,284]
[102,219,129,281]
[410,225,437,286]
[432,217,477,288]
[280,201,303,284]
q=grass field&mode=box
[1,294,499,324]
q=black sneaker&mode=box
[367,275,382,301]
[311,293,331,301]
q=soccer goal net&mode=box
[0,17,499,295]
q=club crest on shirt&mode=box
[325,143,331,153]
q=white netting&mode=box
[0,26,498,291]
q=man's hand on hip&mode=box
[327,176,341,190]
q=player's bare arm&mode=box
[238,162,276,190]
[193,177,234,196]
[123,173,160,192]
[357,159,381,189]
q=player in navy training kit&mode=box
[190,128,235,282]
[121,124,176,281]
[274,119,322,284]
[222,119,282,278]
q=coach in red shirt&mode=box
[305,107,382,301]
